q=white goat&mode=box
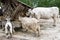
[5,17,12,38]
[28,7,59,26]
[19,16,40,36]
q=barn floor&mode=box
[0,18,60,40]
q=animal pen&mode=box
[0,0,60,40]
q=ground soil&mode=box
[0,18,60,40]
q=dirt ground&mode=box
[0,18,60,40]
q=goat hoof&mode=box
[10,33,12,38]
[53,25,56,27]
[35,34,40,37]
[38,34,40,37]
[9,36,12,38]
[6,36,9,39]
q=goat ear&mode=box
[19,16,21,20]
[28,9,32,12]
[0,7,1,9]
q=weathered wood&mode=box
[0,0,33,20]
[11,5,22,20]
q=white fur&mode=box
[28,7,59,26]
[19,17,40,36]
[0,7,1,9]
[5,17,12,34]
